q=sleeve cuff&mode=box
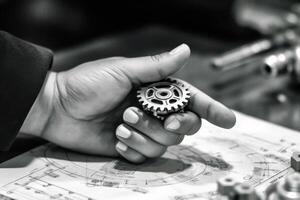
[0,31,53,151]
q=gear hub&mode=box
[137,78,190,120]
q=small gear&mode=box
[137,77,190,120]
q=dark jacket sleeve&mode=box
[0,31,53,151]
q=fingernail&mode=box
[116,125,131,139]
[166,118,181,130]
[123,109,139,124]
[116,142,127,151]
[169,44,188,55]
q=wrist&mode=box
[21,71,57,137]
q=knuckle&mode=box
[205,102,216,122]
[160,134,181,146]
[166,135,184,145]
[150,54,163,63]
[175,135,185,144]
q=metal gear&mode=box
[137,77,190,120]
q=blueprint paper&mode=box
[0,112,299,200]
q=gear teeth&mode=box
[171,106,175,112]
[137,77,190,120]
[173,105,178,111]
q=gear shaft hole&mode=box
[160,92,168,96]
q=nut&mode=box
[276,173,300,200]
[217,176,239,196]
[291,152,300,172]
[234,183,256,200]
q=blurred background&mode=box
[0,0,252,49]
[1,0,300,159]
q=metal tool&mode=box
[262,46,300,82]
[211,29,299,71]
[212,0,300,73]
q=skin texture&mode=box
[22,44,236,163]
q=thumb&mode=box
[119,44,190,84]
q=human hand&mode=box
[22,44,236,163]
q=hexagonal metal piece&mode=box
[291,152,300,172]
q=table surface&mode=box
[2,26,300,163]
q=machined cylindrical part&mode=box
[262,46,300,80]
[233,183,256,200]
[212,39,273,70]
[262,49,295,77]
[217,176,239,197]
[212,29,299,71]
[276,173,300,200]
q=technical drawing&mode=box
[0,114,299,200]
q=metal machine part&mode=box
[275,173,300,200]
[217,173,300,200]
[262,49,295,77]
[262,46,300,82]
[217,178,260,200]
[291,152,300,172]
[217,176,239,197]
[137,78,190,120]
[233,183,257,200]
[211,29,299,71]
[211,0,300,73]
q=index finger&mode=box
[183,81,236,129]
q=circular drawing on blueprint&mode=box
[41,136,288,188]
